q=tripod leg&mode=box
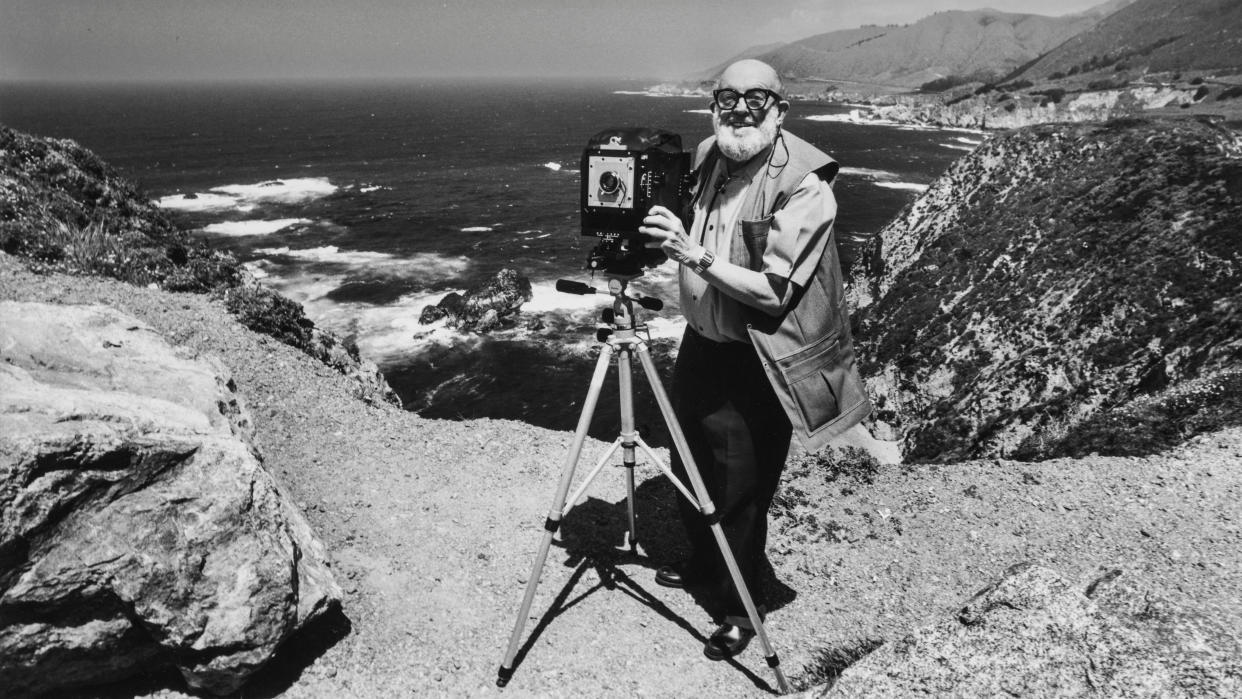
[634,343,791,694]
[560,439,622,518]
[616,346,639,553]
[497,343,615,687]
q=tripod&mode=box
[496,273,790,694]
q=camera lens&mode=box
[599,171,620,194]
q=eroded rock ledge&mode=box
[0,301,342,696]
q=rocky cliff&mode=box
[851,116,1242,462]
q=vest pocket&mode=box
[773,333,862,434]
[739,216,772,271]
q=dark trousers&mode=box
[669,328,791,625]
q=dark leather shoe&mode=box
[704,623,755,661]
[654,565,685,588]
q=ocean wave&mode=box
[685,109,712,115]
[838,166,929,192]
[543,162,563,172]
[874,182,930,192]
[839,166,901,181]
[803,111,984,135]
[254,246,472,277]
[954,136,983,145]
[202,218,311,236]
[461,226,493,233]
[157,177,338,212]
[940,143,976,152]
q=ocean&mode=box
[0,79,978,442]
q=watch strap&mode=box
[690,248,715,275]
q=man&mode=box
[639,59,871,660]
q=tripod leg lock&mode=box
[543,517,561,533]
[766,653,781,668]
[703,507,725,526]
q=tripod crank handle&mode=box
[555,279,597,295]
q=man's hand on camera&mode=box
[641,205,705,268]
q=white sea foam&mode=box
[157,192,241,212]
[954,136,983,145]
[524,282,613,313]
[803,111,984,135]
[254,246,471,279]
[839,166,901,181]
[202,218,311,236]
[838,166,929,192]
[875,182,929,192]
[157,177,338,212]
[359,184,385,193]
[543,162,563,171]
[940,143,975,152]
[685,109,713,115]
[461,226,493,233]
[802,113,862,124]
[644,316,687,340]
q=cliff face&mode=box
[851,117,1242,461]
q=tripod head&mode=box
[555,272,664,341]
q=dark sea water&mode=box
[0,79,978,441]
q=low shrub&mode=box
[224,284,315,351]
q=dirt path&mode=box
[5,256,1240,698]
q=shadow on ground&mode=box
[498,476,796,692]
[60,607,352,699]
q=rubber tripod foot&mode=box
[497,665,514,687]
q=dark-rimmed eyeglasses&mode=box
[713,88,782,111]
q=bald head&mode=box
[717,59,783,95]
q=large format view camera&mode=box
[580,128,691,276]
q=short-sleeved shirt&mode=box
[679,156,838,344]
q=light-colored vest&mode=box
[691,130,871,450]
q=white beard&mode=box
[713,108,779,163]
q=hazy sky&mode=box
[1,0,1114,82]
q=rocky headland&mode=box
[1,117,1240,697]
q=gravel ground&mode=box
[4,253,1240,698]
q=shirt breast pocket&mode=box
[739,215,772,271]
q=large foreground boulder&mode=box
[821,562,1241,697]
[0,302,342,696]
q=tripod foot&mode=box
[496,665,514,687]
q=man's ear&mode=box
[775,100,790,125]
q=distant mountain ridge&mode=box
[699,7,1117,89]
[1013,0,1242,80]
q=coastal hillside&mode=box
[699,8,1106,90]
[1013,0,1242,81]
[850,116,1242,462]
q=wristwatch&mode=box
[690,248,715,275]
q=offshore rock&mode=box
[821,563,1242,698]
[0,302,342,696]
[418,268,532,331]
[850,117,1242,461]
